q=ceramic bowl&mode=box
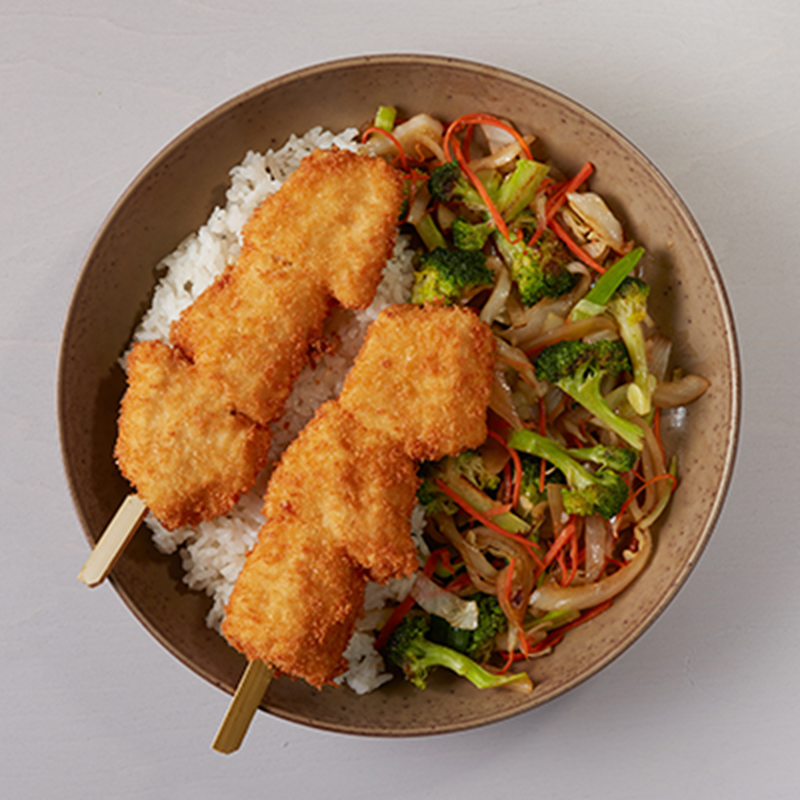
[59,54,739,736]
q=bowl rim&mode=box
[59,53,741,736]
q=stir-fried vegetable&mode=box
[360,107,710,692]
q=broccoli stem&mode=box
[374,105,397,132]
[415,213,448,251]
[508,429,597,493]
[495,159,550,222]
[561,370,644,451]
[440,462,531,534]
[410,640,533,692]
[569,247,644,321]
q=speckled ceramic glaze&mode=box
[59,55,740,736]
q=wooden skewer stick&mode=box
[212,660,274,754]
[77,493,148,587]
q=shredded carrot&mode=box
[486,430,522,508]
[543,515,577,569]
[549,218,606,274]
[483,502,514,518]
[527,630,565,655]
[498,558,530,661]
[619,472,678,517]
[446,572,474,593]
[361,126,408,171]
[441,113,533,244]
[434,478,544,570]
[443,113,534,162]
[528,161,594,247]
[563,527,579,587]
[527,598,614,654]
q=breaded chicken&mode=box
[222,402,419,687]
[338,304,496,461]
[171,149,404,425]
[170,262,330,427]
[115,341,271,531]
[115,148,403,531]
[222,305,496,688]
[242,148,404,309]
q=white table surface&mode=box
[3,1,798,797]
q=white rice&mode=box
[127,126,422,693]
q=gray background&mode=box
[3,1,798,797]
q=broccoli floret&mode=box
[495,228,579,306]
[428,160,489,212]
[384,613,531,692]
[515,450,567,512]
[533,339,644,451]
[410,247,494,306]
[416,476,458,516]
[430,158,548,227]
[451,216,494,251]
[563,443,638,474]
[428,594,508,661]
[508,428,630,519]
[422,453,532,535]
[452,449,501,492]
[607,277,657,416]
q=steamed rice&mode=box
[127,126,423,693]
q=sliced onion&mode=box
[469,137,529,172]
[490,368,524,428]
[517,315,616,353]
[480,260,513,325]
[530,529,652,613]
[583,514,610,583]
[411,572,479,630]
[435,515,498,595]
[566,191,626,253]
[504,273,592,347]
[479,122,518,153]
[494,337,544,394]
[652,374,711,408]
[405,183,431,226]
[361,113,444,160]
[646,333,673,383]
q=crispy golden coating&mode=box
[170,149,404,425]
[171,262,330,427]
[115,341,271,531]
[338,304,497,461]
[241,148,405,309]
[222,402,419,687]
[222,306,497,689]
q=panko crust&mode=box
[222,402,420,688]
[169,148,404,427]
[170,261,330,427]
[241,147,405,309]
[338,304,496,461]
[114,341,271,531]
[222,307,497,689]
[263,401,421,584]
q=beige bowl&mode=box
[59,54,739,736]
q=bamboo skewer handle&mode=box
[212,660,274,754]
[77,494,148,587]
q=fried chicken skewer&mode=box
[79,148,404,587]
[214,304,495,751]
